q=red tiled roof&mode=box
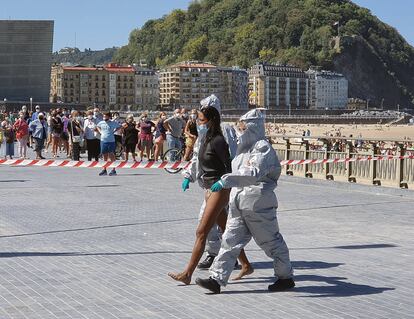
[63,67,101,71]
[104,66,135,73]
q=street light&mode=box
[366,99,370,110]
[30,97,33,112]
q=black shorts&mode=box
[115,135,122,144]
[125,143,136,154]
[61,132,69,141]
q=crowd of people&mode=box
[0,104,202,175]
[1,95,296,294]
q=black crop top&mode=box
[198,134,231,189]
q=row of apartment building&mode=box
[50,61,348,111]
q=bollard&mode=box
[283,138,292,176]
[395,143,407,188]
[369,143,380,185]
[303,141,312,178]
[346,142,356,183]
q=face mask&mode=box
[197,124,208,136]
[190,114,197,120]
[94,112,99,116]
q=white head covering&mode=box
[200,94,221,114]
[236,109,266,153]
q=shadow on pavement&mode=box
[291,243,398,251]
[224,274,394,297]
[334,244,397,249]
[0,251,194,258]
[251,260,344,270]
[0,180,29,183]
[293,274,395,298]
[0,217,198,239]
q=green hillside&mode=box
[115,0,414,109]
[53,47,117,65]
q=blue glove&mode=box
[182,178,190,192]
[210,180,224,192]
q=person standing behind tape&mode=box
[164,109,186,160]
[29,113,48,159]
[13,111,29,159]
[67,111,83,161]
[83,110,100,161]
[96,112,121,176]
[195,109,294,294]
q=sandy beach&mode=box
[265,123,414,141]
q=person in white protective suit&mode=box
[195,109,295,294]
[167,96,253,286]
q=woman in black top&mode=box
[168,106,252,285]
[122,114,139,162]
[50,110,63,158]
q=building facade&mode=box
[159,61,248,110]
[50,63,158,110]
[307,70,348,109]
[160,62,219,109]
[0,20,54,103]
[217,67,249,110]
[134,66,159,110]
[249,62,309,110]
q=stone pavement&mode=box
[0,164,413,319]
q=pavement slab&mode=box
[0,163,413,319]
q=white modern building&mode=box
[307,70,348,109]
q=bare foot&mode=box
[167,272,191,285]
[232,266,254,281]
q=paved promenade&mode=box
[0,164,413,318]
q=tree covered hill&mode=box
[52,47,117,65]
[115,0,414,109]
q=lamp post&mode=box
[30,97,33,112]
[2,98,6,113]
[366,99,370,110]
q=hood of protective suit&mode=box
[236,109,266,153]
[200,94,221,113]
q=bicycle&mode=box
[163,142,193,174]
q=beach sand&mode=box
[265,123,414,140]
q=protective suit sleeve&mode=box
[181,137,200,183]
[221,140,278,188]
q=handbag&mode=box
[71,120,84,146]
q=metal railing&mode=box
[272,136,414,189]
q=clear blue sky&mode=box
[1,0,413,51]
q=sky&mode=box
[1,0,413,51]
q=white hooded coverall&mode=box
[209,109,293,286]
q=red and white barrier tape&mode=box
[0,155,413,170]
[0,159,191,170]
